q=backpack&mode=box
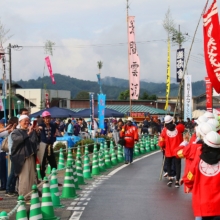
[1,137,9,152]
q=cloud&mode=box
[0,0,212,84]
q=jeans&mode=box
[166,157,181,181]
[0,152,7,189]
[163,156,176,177]
[6,156,17,193]
[124,147,134,163]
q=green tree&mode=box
[140,92,149,100]
[118,90,129,100]
[148,95,157,100]
[97,61,103,74]
[75,91,89,99]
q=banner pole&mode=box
[127,0,132,115]
[174,0,209,117]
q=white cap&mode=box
[204,131,220,148]
[19,115,29,122]
[195,115,208,125]
[207,119,220,131]
[203,112,215,119]
[198,122,216,137]
[127,117,133,122]
[164,115,173,124]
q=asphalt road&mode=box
[80,152,194,220]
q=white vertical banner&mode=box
[184,75,192,121]
[128,16,140,100]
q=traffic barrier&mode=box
[99,151,106,172]
[84,145,89,155]
[0,212,8,219]
[93,144,98,153]
[83,154,92,179]
[41,177,59,220]
[145,139,150,152]
[72,160,81,190]
[36,164,42,180]
[76,158,86,185]
[140,142,145,154]
[46,164,51,175]
[92,152,100,175]
[57,148,65,170]
[29,185,43,220]
[111,149,118,166]
[60,165,78,199]
[117,145,124,162]
[50,169,64,208]
[150,138,155,151]
[16,196,28,220]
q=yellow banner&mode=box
[164,38,171,110]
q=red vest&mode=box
[120,125,139,148]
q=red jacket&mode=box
[158,124,184,157]
[120,125,138,148]
[185,152,220,217]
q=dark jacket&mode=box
[11,129,39,176]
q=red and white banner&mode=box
[203,0,220,93]
[128,16,140,100]
[205,77,213,112]
[45,56,56,84]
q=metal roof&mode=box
[106,105,172,115]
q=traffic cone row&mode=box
[58,148,65,170]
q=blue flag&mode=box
[98,94,106,129]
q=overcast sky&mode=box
[0,0,213,84]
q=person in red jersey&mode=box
[185,131,220,220]
[119,117,138,164]
[158,115,184,187]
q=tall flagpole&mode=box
[127,0,132,115]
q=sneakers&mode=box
[5,192,15,197]
[163,172,168,178]
[175,181,180,188]
[167,178,173,187]
[124,161,129,164]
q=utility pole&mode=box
[8,43,12,119]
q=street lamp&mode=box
[17,100,21,113]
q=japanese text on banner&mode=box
[45,56,56,84]
[184,75,192,121]
[164,39,171,110]
[176,48,185,82]
[128,16,140,100]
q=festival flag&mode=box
[203,0,220,94]
[205,77,213,112]
[128,16,140,100]
[98,94,106,129]
[89,92,95,129]
[164,39,171,110]
[176,48,185,82]
[184,75,192,121]
[45,56,56,84]
[45,93,50,108]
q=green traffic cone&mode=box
[61,166,78,199]
[145,139,150,152]
[16,196,28,220]
[134,143,140,156]
[100,143,104,151]
[84,145,89,155]
[150,138,155,151]
[72,160,81,190]
[99,151,106,172]
[57,148,65,170]
[67,149,73,165]
[41,177,60,220]
[76,147,81,158]
[46,164,51,175]
[109,141,114,155]
[104,148,111,169]
[117,145,124,163]
[111,149,118,166]
[29,185,43,220]
[36,164,42,180]
[92,152,100,175]
[50,169,64,208]
[83,154,92,179]
[93,144,98,153]
[76,158,86,185]
[142,142,146,154]
[0,211,8,219]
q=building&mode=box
[16,89,71,113]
